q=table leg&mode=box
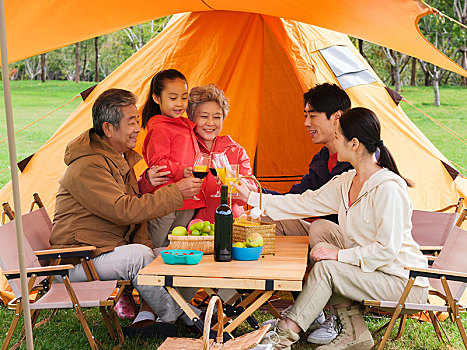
[165,287,199,320]
[214,290,262,329]
[224,290,274,333]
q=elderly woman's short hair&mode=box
[187,84,230,120]
[92,89,137,137]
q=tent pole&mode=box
[0,0,34,349]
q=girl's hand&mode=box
[184,166,193,178]
[146,165,170,187]
[311,247,339,262]
[232,180,251,203]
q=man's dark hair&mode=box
[303,83,351,119]
[92,89,137,137]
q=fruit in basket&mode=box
[233,242,247,248]
[172,226,188,236]
[188,219,204,233]
[191,229,201,236]
[245,232,263,247]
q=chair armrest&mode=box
[34,246,96,260]
[405,266,467,283]
[3,264,74,279]
[419,246,442,252]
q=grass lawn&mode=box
[0,82,466,348]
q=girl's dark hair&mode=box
[339,107,412,187]
[141,69,187,128]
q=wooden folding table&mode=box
[138,236,309,335]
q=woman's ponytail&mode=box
[340,108,412,187]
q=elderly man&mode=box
[50,88,202,337]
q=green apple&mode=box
[201,233,209,236]
[171,226,187,236]
[195,222,204,231]
[191,229,201,236]
[245,232,263,247]
[233,242,246,248]
[202,225,212,234]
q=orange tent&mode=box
[0,11,465,217]
[2,0,466,78]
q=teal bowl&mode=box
[232,246,263,261]
[161,249,203,265]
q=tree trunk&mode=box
[394,59,401,93]
[40,53,46,83]
[433,67,440,106]
[81,40,88,80]
[461,47,467,86]
[410,57,417,86]
[75,42,80,83]
[94,37,99,82]
[358,39,367,61]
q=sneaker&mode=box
[307,314,338,344]
[262,306,325,331]
[260,320,300,350]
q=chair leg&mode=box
[99,306,116,339]
[440,277,467,349]
[395,314,407,340]
[428,310,445,344]
[1,300,23,350]
[108,306,124,348]
[63,276,99,350]
[377,276,415,350]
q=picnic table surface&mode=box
[138,236,309,291]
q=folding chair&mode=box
[0,202,127,350]
[364,225,467,349]
[411,197,463,255]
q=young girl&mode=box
[187,84,253,222]
[139,69,204,248]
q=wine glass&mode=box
[192,153,210,200]
[210,152,229,197]
[225,164,239,197]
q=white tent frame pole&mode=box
[0,0,34,348]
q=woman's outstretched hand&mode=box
[311,247,339,262]
[232,180,251,203]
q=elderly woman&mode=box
[143,83,252,222]
[187,84,253,221]
[234,107,429,350]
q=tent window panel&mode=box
[335,70,377,90]
[320,45,377,89]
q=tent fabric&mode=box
[0,11,465,218]
[2,1,467,78]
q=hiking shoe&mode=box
[260,320,300,350]
[262,305,325,331]
[316,306,374,350]
[307,313,338,344]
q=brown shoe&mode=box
[316,306,374,350]
[122,320,177,338]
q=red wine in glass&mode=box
[193,170,209,179]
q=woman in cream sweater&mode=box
[235,107,428,350]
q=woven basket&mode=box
[158,295,270,350]
[168,234,214,255]
[230,176,276,255]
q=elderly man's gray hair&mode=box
[92,89,137,137]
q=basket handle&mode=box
[202,295,224,350]
[229,175,263,211]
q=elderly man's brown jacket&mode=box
[50,129,184,259]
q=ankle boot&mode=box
[316,305,374,350]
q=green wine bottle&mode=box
[214,185,233,262]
